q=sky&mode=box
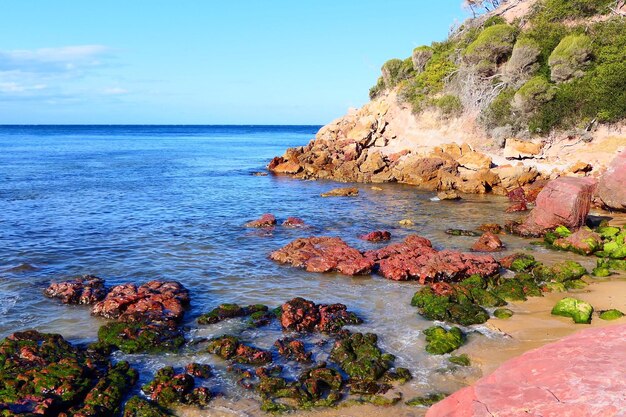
[0,1,469,125]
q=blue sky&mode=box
[0,1,468,124]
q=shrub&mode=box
[503,38,541,85]
[412,46,434,73]
[435,95,463,118]
[548,34,593,83]
[481,87,516,129]
[530,0,614,23]
[483,15,507,28]
[381,58,414,88]
[512,76,555,115]
[369,76,386,100]
[464,24,518,75]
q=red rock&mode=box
[359,230,392,242]
[280,297,360,333]
[245,213,277,228]
[270,237,374,275]
[43,275,106,305]
[517,177,597,236]
[505,201,528,212]
[426,324,626,417]
[282,217,306,227]
[477,224,503,234]
[553,228,602,255]
[91,280,189,324]
[365,235,499,283]
[507,187,527,203]
[471,232,504,252]
[274,338,311,363]
[597,151,626,211]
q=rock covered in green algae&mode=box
[445,229,480,237]
[123,396,172,417]
[599,309,624,320]
[142,366,212,408]
[185,363,212,378]
[274,338,312,363]
[95,321,185,354]
[406,392,447,407]
[0,330,137,417]
[551,297,594,324]
[500,253,538,272]
[206,335,272,365]
[423,326,464,355]
[592,266,611,277]
[197,303,270,325]
[329,333,395,381]
[493,308,514,319]
[492,274,542,301]
[549,261,587,282]
[449,354,471,366]
[411,284,490,326]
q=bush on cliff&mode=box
[549,34,593,83]
[512,76,555,116]
[412,45,434,72]
[382,58,414,89]
[463,24,518,75]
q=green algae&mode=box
[493,308,514,319]
[96,322,184,354]
[448,354,471,366]
[406,393,447,407]
[123,396,172,417]
[423,326,464,355]
[599,309,624,320]
[551,297,593,324]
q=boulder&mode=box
[270,237,374,275]
[503,138,543,159]
[274,338,312,363]
[423,326,464,355]
[359,230,392,242]
[471,232,504,252]
[552,228,602,255]
[91,280,189,325]
[282,217,306,227]
[426,324,626,417]
[597,151,626,211]
[321,187,359,197]
[551,297,593,324]
[245,213,277,228]
[44,275,107,305]
[493,165,539,190]
[280,297,361,333]
[457,149,492,171]
[519,177,596,235]
[437,190,461,200]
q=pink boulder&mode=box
[282,217,306,227]
[426,324,626,417]
[245,213,277,228]
[553,228,602,255]
[519,177,596,236]
[597,151,626,211]
[91,280,189,324]
[365,235,499,283]
[280,297,360,333]
[44,275,106,305]
[270,237,374,275]
[359,230,392,242]
[471,232,504,252]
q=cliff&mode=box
[269,0,626,211]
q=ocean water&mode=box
[0,125,596,415]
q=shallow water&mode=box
[0,125,614,415]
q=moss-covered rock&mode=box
[197,303,270,325]
[550,261,587,282]
[123,396,172,417]
[551,297,594,324]
[410,286,490,326]
[97,322,185,354]
[423,326,464,355]
[592,267,611,277]
[563,278,588,290]
[329,333,393,381]
[206,335,272,365]
[448,354,471,366]
[599,309,624,320]
[493,308,514,319]
[406,393,447,407]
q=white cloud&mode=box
[102,87,128,95]
[0,45,110,73]
[0,82,47,93]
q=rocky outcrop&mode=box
[597,150,626,211]
[513,177,596,236]
[471,232,504,252]
[279,297,361,333]
[359,230,392,242]
[245,213,277,228]
[269,237,375,275]
[44,275,107,305]
[426,324,626,417]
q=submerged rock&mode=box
[446,229,480,237]
[197,303,269,325]
[437,190,461,201]
[142,366,211,407]
[493,308,514,319]
[471,232,504,252]
[320,187,359,197]
[274,338,312,363]
[123,396,171,417]
[96,321,185,354]
[245,213,277,228]
[407,393,448,407]
[185,363,213,378]
[270,237,374,275]
[359,230,392,242]
[91,280,189,325]
[44,275,107,305]
[551,297,593,324]
[329,333,395,381]
[206,335,272,365]
[282,217,306,227]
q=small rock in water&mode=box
[445,229,480,237]
[493,308,514,319]
[321,187,359,197]
[471,232,504,252]
[478,223,503,234]
[251,171,268,176]
[437,191,461,201]
[245,213,277,228]
[506,201,528,212]
[371,186,383,191]
[282,217,305,227]
[399,219,414,226]
[359,230,391,242]
[5,262,38,273]
[44,275,107,305]
[599,309,624,320]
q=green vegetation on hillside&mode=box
[370,0,626,137]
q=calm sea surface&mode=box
[0,125,598,414]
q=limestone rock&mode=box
[503,138,543,159]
